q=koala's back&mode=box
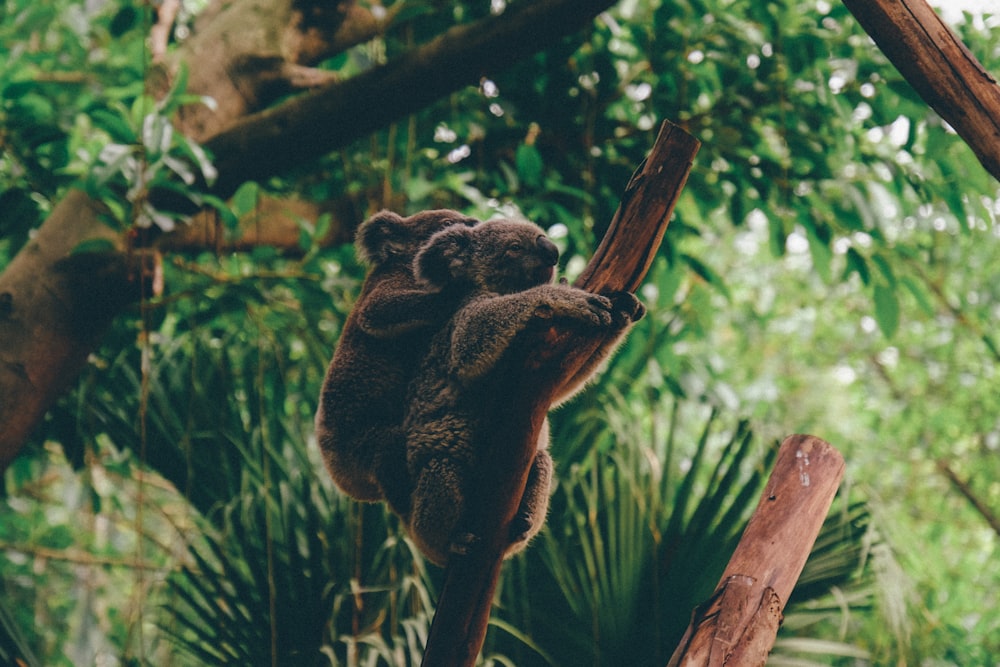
[317,266,432,500]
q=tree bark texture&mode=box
[204,0,619,197]
[0,0,618,467]
[667,435,845,667]
[420,120,700,667]
[163,0,390,142]
[0,190,136,468]
[842,0,1000,182]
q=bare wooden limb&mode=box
[667,435,845,667]
[841,0,1000,182]
[420,121,700,667]
[204,0,619,197]
[159,196,357,253]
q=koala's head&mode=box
[355,209,480,267]
[414,219,560,294]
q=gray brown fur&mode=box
[314,209,478,515]
[400,220,645,566]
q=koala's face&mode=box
[415,219,560,294]
[356,209,480,267]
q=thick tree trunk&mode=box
[0,0,617,467]
[842,0,1000,182]
[0,190,134,468]
[420,120,700,667]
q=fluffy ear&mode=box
[355,210,407,266]
[414,225,474,288]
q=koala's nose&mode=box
[536,235,559,265]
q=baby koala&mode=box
[401,218,644,566]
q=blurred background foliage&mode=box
[1,0,998,664]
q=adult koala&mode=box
[315,209,479,515]
[402,219,644,566]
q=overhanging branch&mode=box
[204,0,618,197]
[842,0,1000,182]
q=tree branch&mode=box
[842,0,1000,182]
[667,435,845,666]
[420,120,700,667]
[0,0,619,468]
[937,459,1000,539]
[204,0,619,197]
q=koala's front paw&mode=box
[560,289,614,326]
[606,291,646,326]
[577,293,614,326]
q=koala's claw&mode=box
[449,532,480,556]
[605,291,646,325]
[583,294,615,326]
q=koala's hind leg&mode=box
[374,437,413,516]
[507,419,553,552]
[408,456,469,567]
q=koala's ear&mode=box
[414,225,474,288]
[355,210,407,266]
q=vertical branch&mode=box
[420,121,700,667]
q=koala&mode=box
[400,219,644,566]
[314,209,479,516]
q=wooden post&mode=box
[841,0,1000,182]
[667,435,845,667]
[419,121,700,667]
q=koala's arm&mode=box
[449,284,614,384]
[551,291,646,405]
[355,282,453,338]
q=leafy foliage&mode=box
[1,0,999,664]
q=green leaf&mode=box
[873,283,900,338]
[768,214,786,257]
[201,194,239,230]
[844,247,870,285]
[870,253,896,286]
[231,181,260,218]
[159,62,190,116]
[129,94,156,129]
[515,144,544,189]
[90,108,136,143]
[682,253,731,299]
[900,276,935,317]
[314,212,333,243]
[802,219,832,282]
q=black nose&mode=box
[536,235,559,265]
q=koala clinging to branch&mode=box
[315,209,479,515]
[401,219,645,566]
